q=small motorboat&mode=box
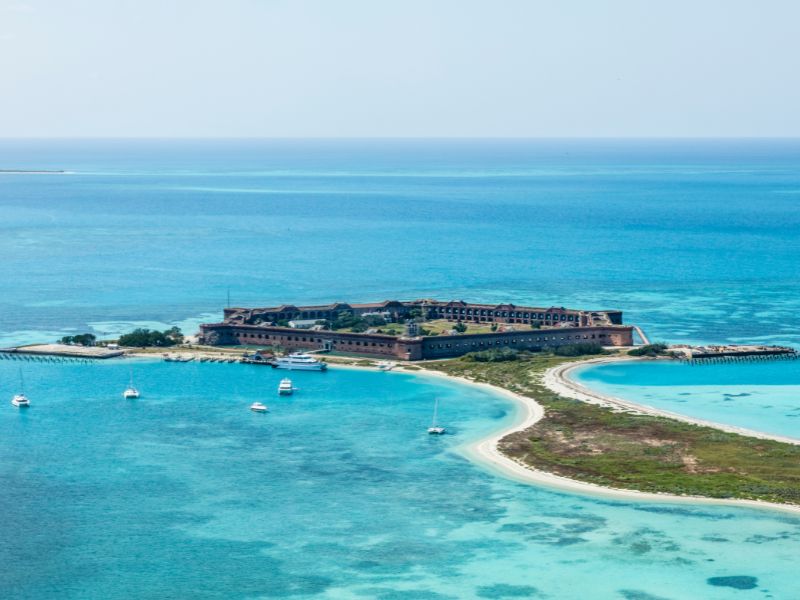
[11,393,30,408]
[278,378,294,395]
[250,402,268,413]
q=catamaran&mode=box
[428,398,445,435]
[274,352,327,371]
[11,369,30,408]
[123,367,140,399]
[278,378,294,395]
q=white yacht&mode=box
[250,402,268,413]
[427,398,445,435]
[274,353,327,371]
[11,393,30,408]
[278,378,294,395]
[123,368,140,399]
[12,369,30,407]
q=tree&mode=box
[60,333,96,346]
[118,328,180,348]
[453,322,467,333]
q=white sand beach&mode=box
[328,360,800,515]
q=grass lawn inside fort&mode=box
[424,352,800,506]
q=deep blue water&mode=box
[2,139,800,347]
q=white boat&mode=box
[250,402,268,413]
[274,352,327,371]
[11,393,30,408]
[376,360,396,371]
[12,369,30,407]
[123,367,140,399]
[427,398,445,435]
[278,378,294,395]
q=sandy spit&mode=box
[328,360,800,515]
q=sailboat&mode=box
[123,366,140,399]
[11,368,30,408]
[427,398,445,435]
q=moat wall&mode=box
[199,323,634,360]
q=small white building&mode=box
[288,319,321,329]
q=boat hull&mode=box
[275,363,326,371]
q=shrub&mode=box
[118,327,183,348]
[553,343,607,357]
[628,343,669,357]
[464,348,520,362]
[453,322,467,333]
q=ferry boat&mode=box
[274,353,327,371]
[427,398,445,435]
[278,378,294,395]
[11,393,30,408]
[250,402,268,413]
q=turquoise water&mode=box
[575,360,800,440]
[1,359,799,599]
[4,139,800,598]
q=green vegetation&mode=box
[60,333,96,346]
[553,342,607,357]
[464,348,522,362]
[425,352,800,505]
[453,322,468,333]
[628,343,669,357]
[327,311,389,333]
[119,326,184,348]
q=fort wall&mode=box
[199,322,633,360]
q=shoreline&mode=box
[545,355,800,446]
[324,359,800,515]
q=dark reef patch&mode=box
[476,583,541,598]
[707,576,758,590]
[619,590,672,600]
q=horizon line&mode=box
[2,135,800,142]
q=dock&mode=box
[0,344,125,360]
[672,344,798,364]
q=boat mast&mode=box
[431,398,439,428]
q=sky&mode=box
[1,0,799,138]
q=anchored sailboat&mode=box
[123,366,140,399]
[427,398,445,435]
[11,368,30,408]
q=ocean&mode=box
[2,139,800,598]
[2,138,800,347]
[1,358,798,599]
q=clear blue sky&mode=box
[1,0,799,137]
